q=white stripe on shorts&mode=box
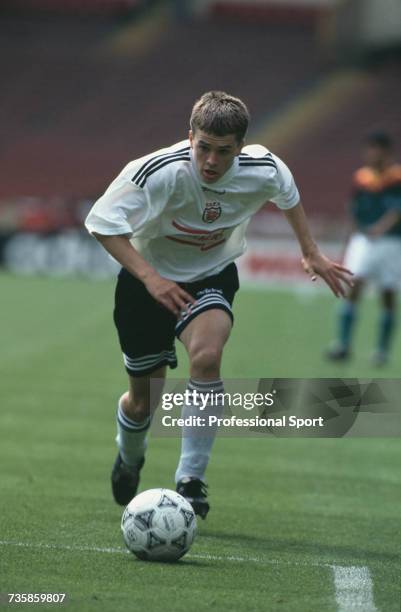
[123,349,176,372]
[176,293,232,330]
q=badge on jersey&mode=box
[202,202,221,223]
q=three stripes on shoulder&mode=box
[239,152,277,170]
[132,147,191,188]
[131,146,277,189]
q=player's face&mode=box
[189,130,243,183]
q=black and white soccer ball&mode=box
[121,488,197,562]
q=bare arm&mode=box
[93,233,195,316]
[282,202,353,298]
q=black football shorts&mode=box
[113,263,240,377]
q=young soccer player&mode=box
[327,132,401,366]
[85,91,352,517]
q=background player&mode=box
[327,132,401,366]
[85,91,353,517]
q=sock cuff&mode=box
[188,378,224,391]
[117,403,151,433]
[187,379,225,407]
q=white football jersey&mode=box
[85,139,300,281]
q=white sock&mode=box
[116,399,151,468]
[175,379,224,484]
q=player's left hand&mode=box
[301,249,354,298]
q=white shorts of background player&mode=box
[344,232,401,289]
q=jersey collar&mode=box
[190,148,239,189]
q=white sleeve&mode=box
[268,155,300,210]
[85,174,164,237]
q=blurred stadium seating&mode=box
[1,0,146,16]
[283,62,401,221]
[0,0,400,278]
[0,9,322,201]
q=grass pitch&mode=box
[0,272,400,611]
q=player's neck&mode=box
[370,160,392,174]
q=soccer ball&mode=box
[121,488,197,562]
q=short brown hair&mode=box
[190,91,250,143]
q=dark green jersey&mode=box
[351,164,401,237]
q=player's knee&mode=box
[190,344,222,376]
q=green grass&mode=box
[0,272,400,611]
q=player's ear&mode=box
[188,130,194,146]
[236,138,245,155]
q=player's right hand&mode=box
[301,251,354,298]
[144,273,196,317]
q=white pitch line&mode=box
[0,539,373,569]
[0,539,380,611]
[0,539,323,566]
[331,565,378,612]
[0,540,283,564]
[0,540,126,555]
